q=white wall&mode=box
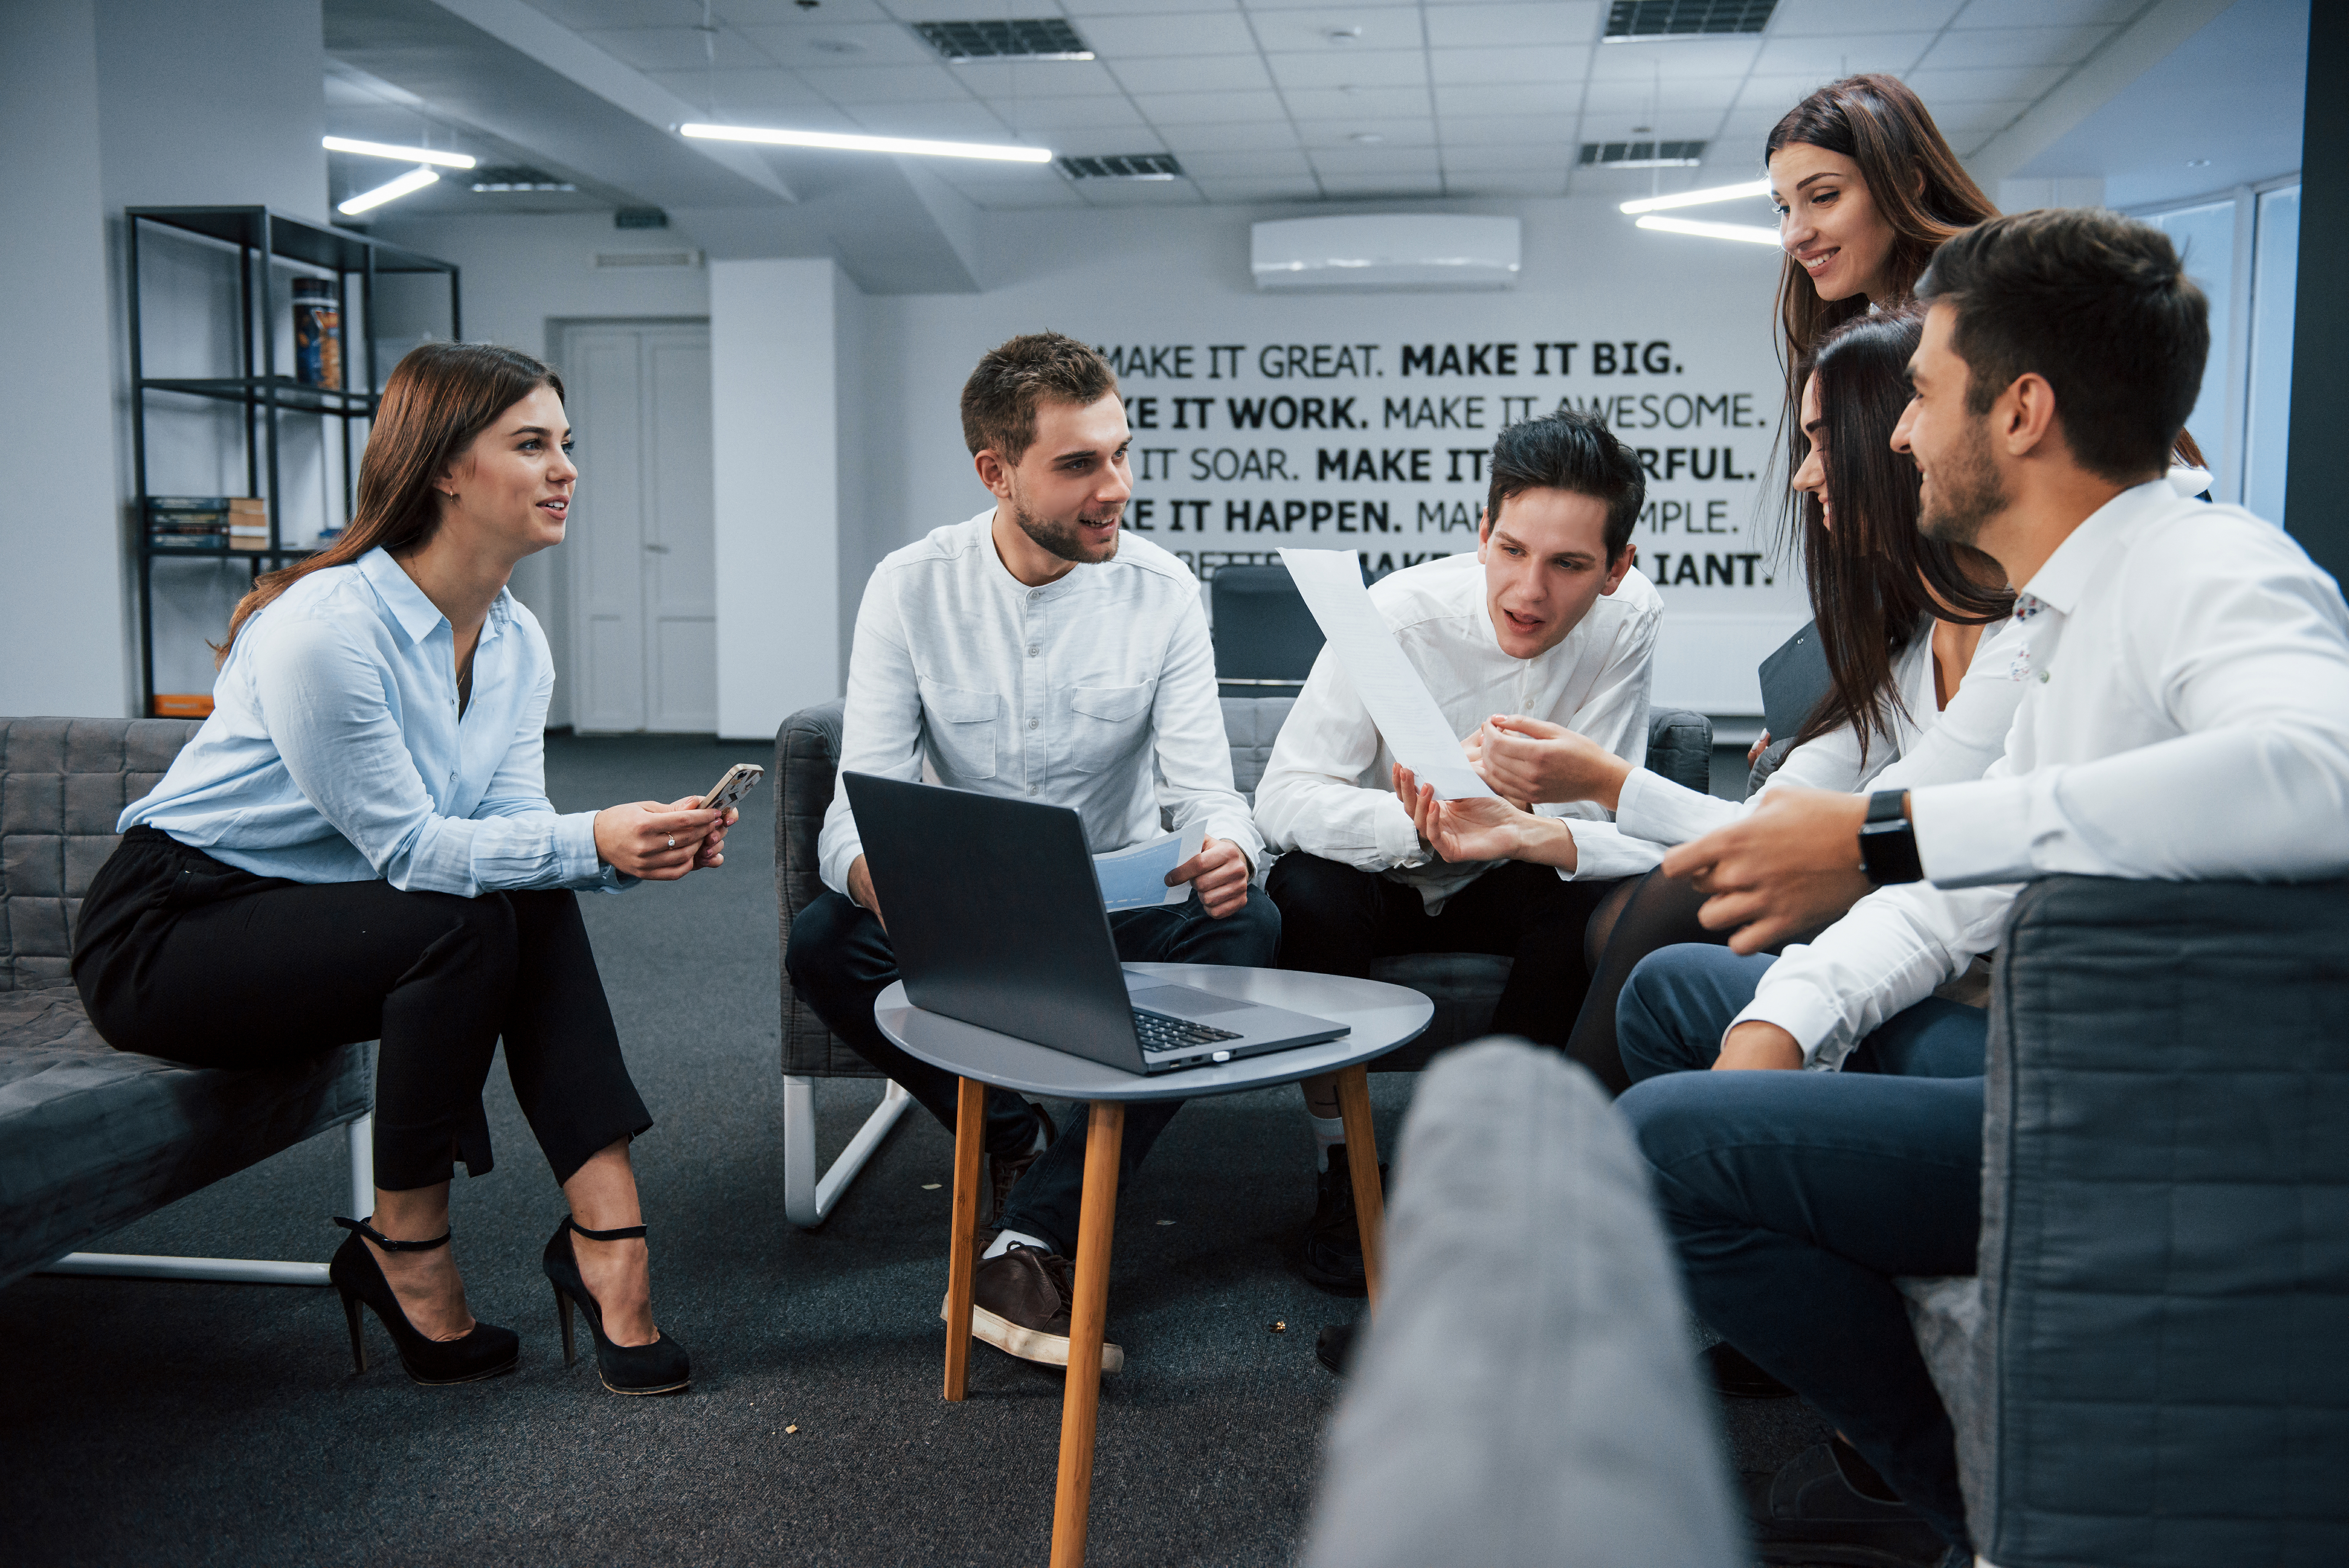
[373,209,712,725]
[0,0,122,718]
[855,197,1806,714]
[711,258,846,740]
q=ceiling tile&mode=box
[1176,148,1317,176]
[1901,64,2070,103]
[1264,49,1429,90]
[880,0,1077,20]
[1039,127,1174,154]
[1917,25,2113,70]
[1576,111,1738,149]
[1920,98,2031,134]
[1110,55,1275,93]
[715,0,898,20]
[1246,8,1427,51]
[1131,89,1294,122]
[802,63,969,101]
[1588,37,1762,78]
[1427,45,1592,86]
[645,66,828,113]
[1078,13,1261,55]
[1715,106,1794,146]
[581,24,778,70]
[733,23,939,68]
[1187,177,1326,203]
[522,0,704,27]
[1068,178,1210,204]
[1446,170,1570,196]
[1061,0,1242,13]
[1437,112,1581,145]
[1158,120,1302,151]
[950,58,1127,95]
[1242,0,1420,12]
[1297,117,1436,148]
[1425,2,1604,48]
[997,96,1154,130]
[1753,33,1936,76]
[1440,142,1573,170]
[1948,0,2139,24]
[1430,82,1578,117]
[1307,144,1441,175]
[1281,85,1433,118]
[843,101,1013,138]
[1737,73,1847,114]
[1315,173,1448,195]
[1766,0,1962,34]
[1580,74,1745,113]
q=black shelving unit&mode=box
[127,206,459,713]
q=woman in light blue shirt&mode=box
[73,343,731,1395]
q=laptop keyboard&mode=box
[1133,1008,1244,1054]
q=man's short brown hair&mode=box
[960,332,1120,465]
[1915,208,2208,482]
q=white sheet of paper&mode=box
[1093,825,1207,910]
[1280,547,1496,800]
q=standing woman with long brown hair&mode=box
[72,342,728,1395]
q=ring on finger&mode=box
[667,835,677,849]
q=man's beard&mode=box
[1011,496,1122,564]
[1918,417,2007,548]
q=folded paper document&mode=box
[1093,825,1206,910]
[1279,548,1496,800]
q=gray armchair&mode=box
[772,695,1713,1224]
[0,717,373,1289]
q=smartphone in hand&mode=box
[696,762,764,815]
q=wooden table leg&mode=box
[943,1075,986,1402]
[1049,1099,1125,1568]
[1334,1063,1385,1310]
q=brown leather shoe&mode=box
[941,1243,1125,1373]
[987,1102,1055,1229]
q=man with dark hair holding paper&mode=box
[1255,409,1665,1295]
[1587,210,2349,1565]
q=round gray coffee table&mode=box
[874,962,1432,1568]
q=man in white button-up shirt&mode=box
[1601,211,2349,1562]
[788,334,1275,1374]
[1253,410,1663,1294]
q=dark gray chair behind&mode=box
[1211,563,1328,693]
[1945,875,2349,1565]
[0,716,372,1289]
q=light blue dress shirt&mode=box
[124,547,623,897]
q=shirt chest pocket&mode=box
[919,680,999,780]
[1062,682,1155,775]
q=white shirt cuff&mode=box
[1729,971,1854,1070]
[1614,766,1737,849]
[1912,775,2036,887]
[1375,797,1431,868]
[557,811,628,891]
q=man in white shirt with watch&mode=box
[1253,409,1665,1295]
[787,333,1276,1374]
[1598,211,2349,1565]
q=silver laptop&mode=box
[844,772,1349,1075]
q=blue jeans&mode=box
[1615,944,1987,1552]
[787,888,1281,1256]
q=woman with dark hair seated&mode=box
[72,342,733,1394]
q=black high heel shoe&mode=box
[544,1217,690,1396]
[328,1216,520,1385]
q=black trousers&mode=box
[786,887,1281,1256]
[1268,852,1625,1076]
[72,826,651,1191]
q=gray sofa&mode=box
[770,694,1714,1223]
[0,716,372,1289]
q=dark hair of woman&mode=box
[1793,307,2014,762]
[1766,74,1998,388]
[215,341,564,664]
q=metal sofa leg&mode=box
[41,1114,377,1288]
[783,1076,914,1228]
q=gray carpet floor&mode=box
[0,733,1829,1567]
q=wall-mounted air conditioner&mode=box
[1250,215,1521,292]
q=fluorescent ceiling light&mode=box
[338,167,440,215]
[1635,214,1781,246]
[1619,178,1771,215]
[323,136,477,170]
[678,122,1051,164]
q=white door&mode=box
[559,321,716,733]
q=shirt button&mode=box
[1029,589,1041,599]
[2038,670,2050,683]
[1027,645,1039,657]
[1027,785,1039,795]
[1027,717,1039,730]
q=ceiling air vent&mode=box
[1060,153,1182,181]
[1604,0,1776,39]
[469,165,576,192]
[1580,140,1707,169]
[913,18,1093,61]
[592,250,703,269]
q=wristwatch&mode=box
[1857,789,1924,885]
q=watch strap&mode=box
[1857,789,1924,885]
